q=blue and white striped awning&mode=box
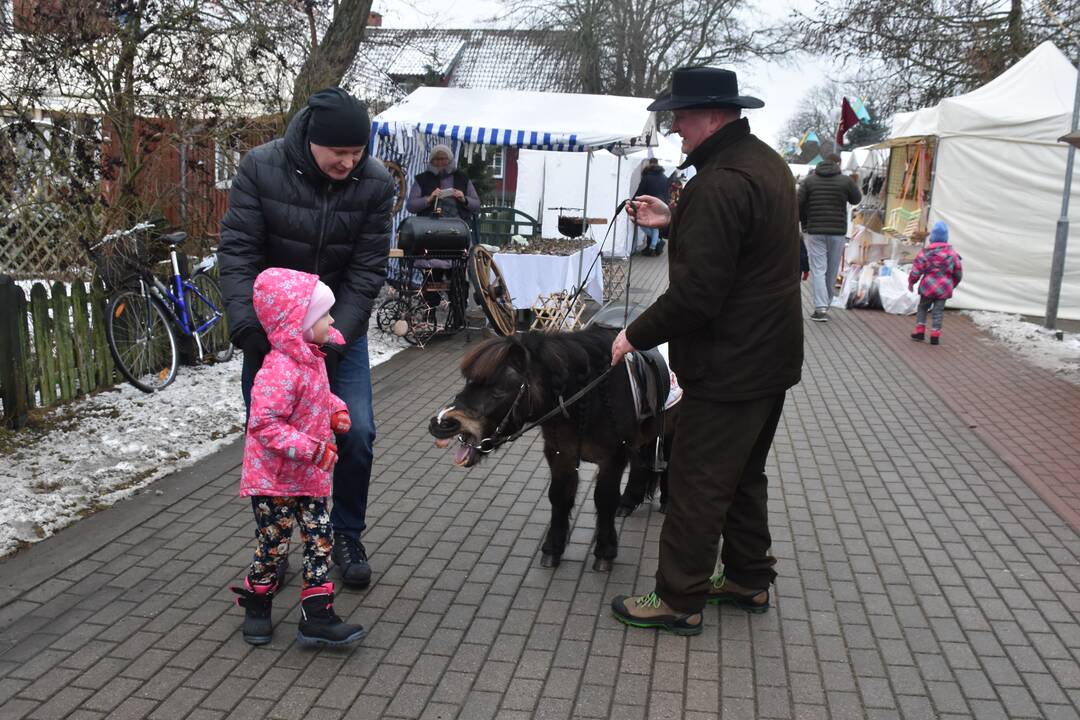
[370,87,657,152]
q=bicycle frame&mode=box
[136,248,224,359]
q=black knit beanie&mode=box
[306,87,371,148]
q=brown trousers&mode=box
[656,392,785,613]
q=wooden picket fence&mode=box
[0,275,116,430]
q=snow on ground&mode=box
[965,310,1080,382]
[0,324,409,558]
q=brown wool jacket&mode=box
[626,118,804,401]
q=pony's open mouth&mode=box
[432,432,479,466]
[452,438,478,467]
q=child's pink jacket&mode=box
[240,268,346,497]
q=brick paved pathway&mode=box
[860,309,1080,532]
[0,257,1078,719]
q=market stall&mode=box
[845,41,1080,319]
[369,87,657,312]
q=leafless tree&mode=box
[499,0,787,97]
[286,0,376,120]
[0,0,323,235]
[795,0,1080,116]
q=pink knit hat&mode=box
[302,280,335,342]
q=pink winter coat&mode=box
[240,268,347,497]
[908,242,963,300]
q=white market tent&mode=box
[514,131,685,257]
[881,41,1080,320]
[370,87,657,240]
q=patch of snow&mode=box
[0,320,407,558]
[964,310,1080,382]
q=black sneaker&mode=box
[810,310,828,322]
[331,533,372,588]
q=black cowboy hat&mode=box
[648,67,764,111]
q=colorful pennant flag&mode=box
[837,97,860,146]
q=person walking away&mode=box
[406,144,481,225]
[909,221,963,345]
[219,87,395,590]
[633,158,671,256]
[608,67,803,635]
[231,268,366,647]
[799,152,861,321]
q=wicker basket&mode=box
[87,228,157,289]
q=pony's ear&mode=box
[505,336,529,375]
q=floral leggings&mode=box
[248,496,333,588]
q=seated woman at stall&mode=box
[406,145,481,225]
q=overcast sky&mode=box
[370,0,834,149]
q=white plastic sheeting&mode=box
[884,41,1080,320]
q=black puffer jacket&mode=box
[634,165,670,203]
[218,108,395,346]
[797,160,861,236]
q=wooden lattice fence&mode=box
[0,274,115,429]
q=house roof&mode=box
[345,28,581,106]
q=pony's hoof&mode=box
[615,504,636,518]
[540,553,561,568]
[658,501,668,514]
[593,557,614,572]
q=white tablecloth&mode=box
[494,243,604,309]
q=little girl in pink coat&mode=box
[231,267,365,647]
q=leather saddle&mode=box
[587,304,670,423]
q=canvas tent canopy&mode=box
[371,86,656,152]
[878,41,1080,320]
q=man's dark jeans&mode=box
[242,336,375,540]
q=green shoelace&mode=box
[636,591,662,608]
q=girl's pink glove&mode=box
[330,410,351,434]
[313,442,338,471]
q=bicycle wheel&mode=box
[107,289,179,392]
[187,273,234,363]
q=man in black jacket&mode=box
[798,153,861,321]
[633,158,670,255]
[608,67,803,635]
[219,87,395,589]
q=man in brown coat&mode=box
[609,67,803,635]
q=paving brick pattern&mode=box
[0,256,1078,719]
[860,309,1080,532]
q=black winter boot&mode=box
[297,582,366,647]
[231,578,275,645]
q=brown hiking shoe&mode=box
[706,574,770,613]
[611,591,702,636]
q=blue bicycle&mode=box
[89,225,232,392]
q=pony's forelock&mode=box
[460,337,514,383]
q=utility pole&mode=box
[1043,41,1080,329]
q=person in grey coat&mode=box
[798,153,861,321]
[218,87,396,590]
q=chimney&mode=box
[367,11,382,27]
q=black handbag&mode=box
[397,216,471,254]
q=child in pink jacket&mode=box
[909,221,963,345]
[230,267,365,647]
